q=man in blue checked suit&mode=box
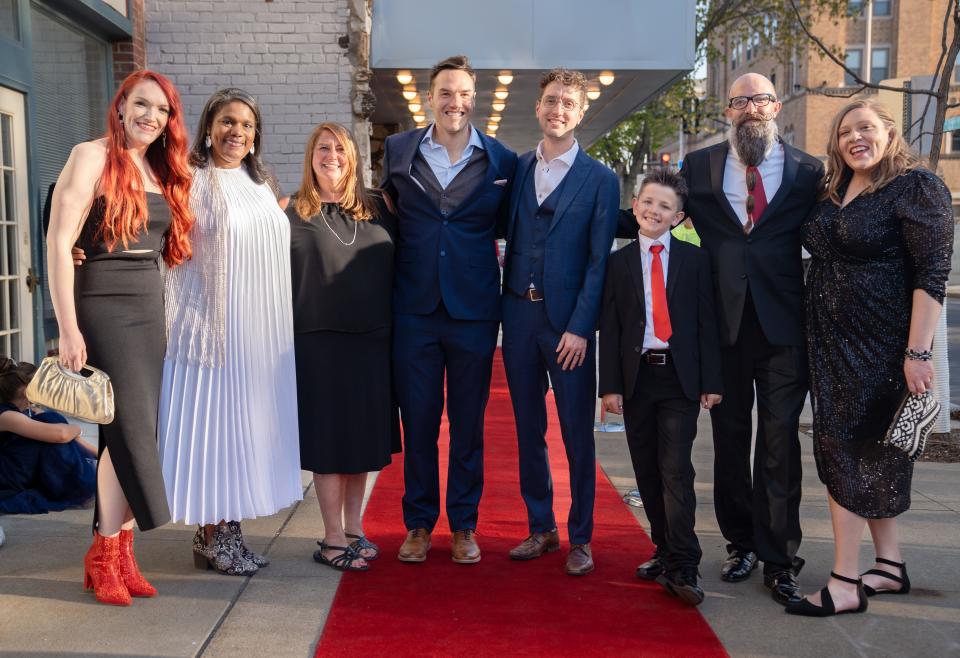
[380,55,518,565]
[501,68,619,575]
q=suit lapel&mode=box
[624,242,646,316]
[755,141,798,227]
[508,153,537,244]
[710,143,745,230]
[666,239,685,302]
[548,150,591,235]
[401,126,430,184]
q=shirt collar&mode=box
[422,124,486,152]
[536,139,579,166]
[638,230,671,253]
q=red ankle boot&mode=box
[118,528,157,597]
[83,531,132,606]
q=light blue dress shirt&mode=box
[418,124,485,189]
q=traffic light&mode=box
[660,152,671,168]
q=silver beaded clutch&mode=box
[884,391,939,462]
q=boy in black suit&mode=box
[598,169,722,606]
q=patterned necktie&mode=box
[649,243,672,342]
[744,165,768,234]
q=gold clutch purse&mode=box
[25,357,115,424]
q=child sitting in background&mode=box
[0,357,96,514]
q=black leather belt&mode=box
[642,350,670,366]
[518,288,544,302]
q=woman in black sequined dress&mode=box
[788,99,953,617]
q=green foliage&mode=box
[589,0,850,176]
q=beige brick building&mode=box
[695,0,960,207]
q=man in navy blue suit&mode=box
[501,68,619,575]
[380,55,518,564]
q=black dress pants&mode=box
[709,292,805,574]
[623,357,701,575]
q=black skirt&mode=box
[75,256,170,531]
[295,328,398,474]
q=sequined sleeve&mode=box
[896,168,954,304]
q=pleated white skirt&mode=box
[159,167,302,525]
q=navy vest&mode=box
[505,170,568,296]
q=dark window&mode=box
[874,0,891,16]
[847,0,864,15]
[951,131,960,153]
[845,49,862,85]
[871,48,889,82]
[0,0,19,41]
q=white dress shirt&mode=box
[418,124,485,189]
[722,140,784,227]
[534,139,579,205]
[637,231,671,351]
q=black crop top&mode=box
[76,191,172,261]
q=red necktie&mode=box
[745,165,768,233]
[649,243,672,342]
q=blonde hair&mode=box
[293,122,377,221]
[821,98,923,205]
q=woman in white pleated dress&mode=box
[159,88,302,576]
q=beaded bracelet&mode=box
[904,348,933,361]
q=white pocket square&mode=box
[493,179,509,186]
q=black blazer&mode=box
[598,239,723,402]
[679,141,823,347]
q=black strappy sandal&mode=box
[785,572,868,617]
[862,557,910,596]
[313,541,369,572]
[345,533,380,561]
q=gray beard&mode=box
[728,119,779,167]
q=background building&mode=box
[0,0,697,360]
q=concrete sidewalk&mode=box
[1,410,958,657]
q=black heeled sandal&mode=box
[785,572,868,617]
[313,541,369,572]
[862,557,910,596]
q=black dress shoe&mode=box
[720,550,758,582]
[636,550,663,580]
[657,569,705,606]
[765,569,802,606]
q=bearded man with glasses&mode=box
[673,73,824,606]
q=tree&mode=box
[589,0,906,194]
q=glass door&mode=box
[0,86,34,361]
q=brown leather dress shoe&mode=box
[509,530,561,560]
[565,543,594,576]
[451,529,481,564]
[397,528,431,563]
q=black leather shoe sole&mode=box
[656,574,705,606]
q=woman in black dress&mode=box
[788,99,952,617]
[287,122,397,571]
[47,71,193,605]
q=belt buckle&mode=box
[526,288,544,302]
[647,353,666,366]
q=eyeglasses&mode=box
[541,96,581,112]
[728,94,777,110]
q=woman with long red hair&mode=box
[47,70,193,606]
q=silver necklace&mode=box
[319,204,357,246]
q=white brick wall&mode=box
[145,0,355,193]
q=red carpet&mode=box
[316,351,727,657]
